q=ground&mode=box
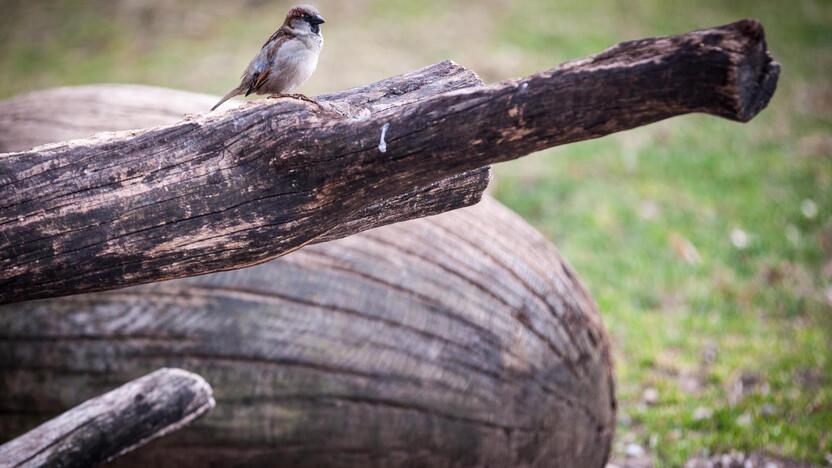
[1,0,829,466]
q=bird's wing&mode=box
[262,27,293,58]
[243,27,294,96]
[246,69,271,96]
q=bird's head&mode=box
[285,5,326,35]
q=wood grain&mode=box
[0,197,615,468]
[0,368,214,468]
[0,20,778,304]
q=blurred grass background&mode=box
[1,0,829,465]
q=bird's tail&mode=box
[211,86,244,111]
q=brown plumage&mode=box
[211,5,325,111]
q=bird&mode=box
[211,5,325,111]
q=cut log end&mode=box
[728,19,781,122]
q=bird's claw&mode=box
[286,93,316,103]
[267,94,327,112]
[288,94,327,112]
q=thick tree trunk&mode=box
[0,368,214,468]
[0,19,778,304]
[0,197,616,468]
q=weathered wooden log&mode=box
[0,61,493,304]
[0,368,214,467]
[0,19,779,304]
[0,80,491,247]
[0,197,615,468]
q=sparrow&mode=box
[211,5,325,111]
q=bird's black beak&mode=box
[310,15,325,25]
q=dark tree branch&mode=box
[0,19,778,304]
[0,368,214,467]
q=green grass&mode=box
[492,1,832,465]
[1,0,830,465]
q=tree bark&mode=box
[0,197,615,468]
[0,63,490,304]
[0,78,492,244]
[0,368,214,468]
[0,19,779,304]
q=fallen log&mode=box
[0,19,778,304]
[0,197,615,468]
[0,368,214,467]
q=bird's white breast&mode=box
[273,36,321,92]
